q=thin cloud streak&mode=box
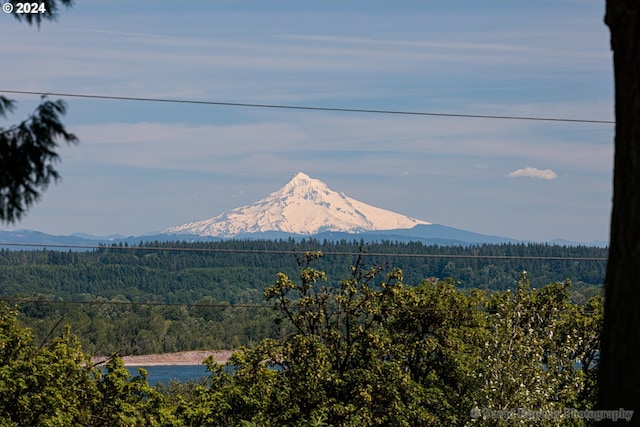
[65,109,612,176]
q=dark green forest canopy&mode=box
[0,239,605,304]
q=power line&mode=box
[0,89,615,124]
[0,297,599,315]
[1,297,269,310]
[0,241,608,261]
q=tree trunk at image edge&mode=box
[599,0,640,422]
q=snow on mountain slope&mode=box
[164,172,430,237]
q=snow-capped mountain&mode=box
[164,172,430,237]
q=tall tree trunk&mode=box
[599,0,640,421]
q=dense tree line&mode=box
[0,240,606,305]
[1,240,605,355]
[17,297,280,356]
[0,256,603,426]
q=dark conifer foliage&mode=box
[2,240,605,355]
[0,99,78,223]
[0,240,606,304]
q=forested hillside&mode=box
[0,239,606,303]
[0,239,605,355]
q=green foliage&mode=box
[17,298,278,356]
[0,240,605,303]
[93,357,182,426]
[0,303,97,426]
[383,277,487,424]
[176,256,602,426]
[472,274,602,426]
[0,301,186,426]
[0,252,603,425]
[2,241,604,356]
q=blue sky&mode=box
[1,1,613,243]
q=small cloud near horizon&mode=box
[507,167,558,180]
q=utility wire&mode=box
[0,297,599,314]
[0,89,615,124]
[0,298,269,309]
[0,241,608,261]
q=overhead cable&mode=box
[0,297,599,314]
[0,241,608,261]
[0,89,615,124]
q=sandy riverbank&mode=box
[92,350,233,367]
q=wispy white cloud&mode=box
[64,106,612,176]
[508,167,558,180]
[282,33,605,61]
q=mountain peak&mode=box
[290,171,312,182]
[282,171,325,191]
[165,173,430,237]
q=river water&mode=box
[127,365,210,385]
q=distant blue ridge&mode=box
[0,224,607,250]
